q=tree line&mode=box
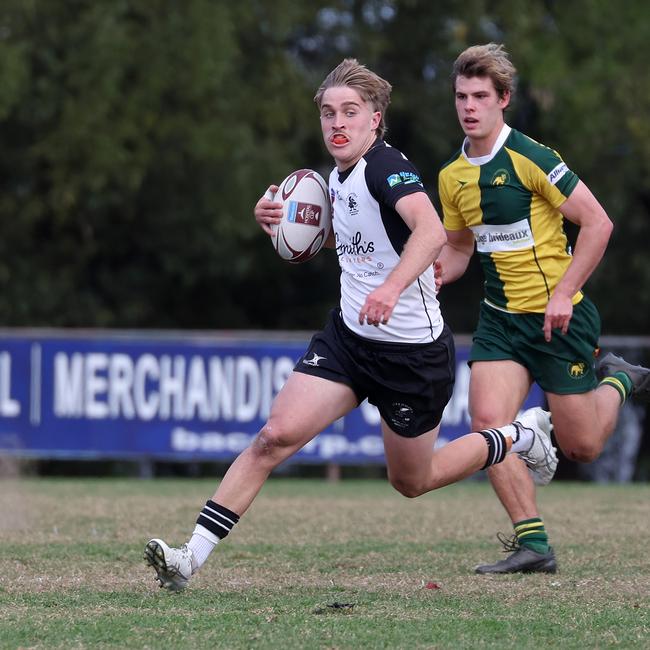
[0,0,648,334]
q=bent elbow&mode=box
[432,225,447,249]
[600,215,614,248]
[603,217,614,238]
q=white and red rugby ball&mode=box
[268,169,332,263]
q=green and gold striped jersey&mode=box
[439,125,580,313]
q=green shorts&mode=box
[470,298,601,394]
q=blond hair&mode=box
[452,43,516,98]
[314,58,392,138]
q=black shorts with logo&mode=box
[294,309,455,438]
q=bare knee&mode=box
[471,409,509,431]
[388,474,428,498]
[561,441,601,464]
[250,423,294,465]
[553,419,604,464]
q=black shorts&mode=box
[294,309,455,438]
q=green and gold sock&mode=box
[599,371,633,404]
[514,518,549,554]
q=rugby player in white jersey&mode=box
[144,59,558,592]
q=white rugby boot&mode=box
[513,407,558,486]
[144,538,195,592]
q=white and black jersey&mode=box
[329,139,443,344]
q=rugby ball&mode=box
[269,169,332,263]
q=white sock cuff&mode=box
[188,526,219,570]
[191,523,220,545]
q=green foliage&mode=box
[0,1,647,332]
[0,1,334,327]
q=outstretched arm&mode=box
[358,192,446,327]
[543,180,612,342]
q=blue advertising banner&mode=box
[0,331,543,464]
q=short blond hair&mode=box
[314,58,392,138]
[452,43,516,98]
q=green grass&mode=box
[1,478,649,648]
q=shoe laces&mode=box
[179,544,197,575]
[496,531,520,553]
[513,421,536,460]
[519,425,556,471]
[534,435,557,470]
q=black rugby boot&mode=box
[597,353,650,403]
[475,546,557,574]
[475,533,557,574]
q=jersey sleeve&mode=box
[514,138,580,208]
[438,169,466,231]
[364,145,427,208]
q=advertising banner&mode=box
[0,331,543,464]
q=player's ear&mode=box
[371,111,381,131]
[499,90,511,110]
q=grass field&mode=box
[0,477,649,649]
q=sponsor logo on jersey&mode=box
[471,218,534,253]
[335,231,375,256]
[386,171,422,188]
[287,201,321,226]
[303,353,326,367]
[567,360,587,379]
[548,162,569,186]
[347,193,359,216]
[491,169,510,186]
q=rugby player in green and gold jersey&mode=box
[436,43,650,574]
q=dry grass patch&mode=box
[0,477,648,648]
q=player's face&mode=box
[320,86,381,171]
[454,75,510,155]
